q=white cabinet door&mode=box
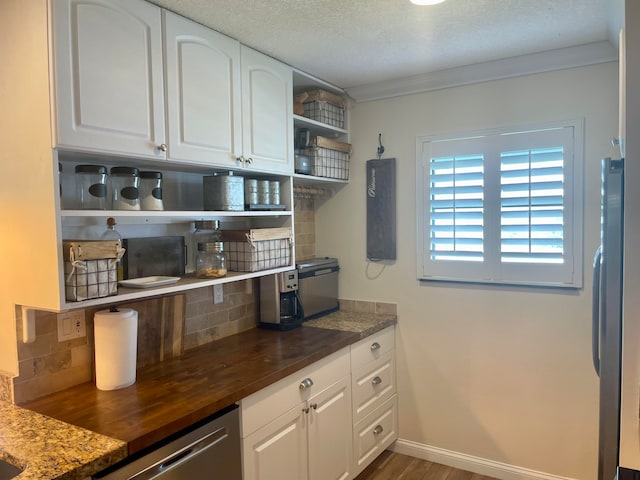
[308,377,353,480]
[52,0,166,159]
[241,46,293,174]
[243,404,308,480]
[163,11,242,166]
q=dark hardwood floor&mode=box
[355,451,498,480]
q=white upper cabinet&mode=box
[52,0,167,159]
[241,46,294,174]
[163,11,242,166]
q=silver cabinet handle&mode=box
[303,403,318,414]
[370,342,381,352]
[373,425,384,435]
[299,378,314,391]
[236,155,244,163]
[157,143,167,152]
[371,376,382,386]
[246,157,253,164]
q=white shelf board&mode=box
[60,266,294,310]
[293,114,348,137]
[60,209,293,225]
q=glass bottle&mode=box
[196,242,227,278]
[100,217,124,281]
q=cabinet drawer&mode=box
[352,351,395,422]
[353,394,398,477]
[240,347,349,437]
[350,326,395,370]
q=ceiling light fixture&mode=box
[410,0,446,5]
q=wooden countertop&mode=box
[22,312,396,455]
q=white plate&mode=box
[119,276,181,289]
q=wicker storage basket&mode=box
[295,89,346,129]
[301,136,351,180]
[63,240,123,301]
[222,228,292,272]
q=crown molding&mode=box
[345,41,617,103]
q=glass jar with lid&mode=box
[196,242,227,278]
[192,220,221,265]
[110,166,140,210]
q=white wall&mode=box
[316,63,619,480]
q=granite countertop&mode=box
[0,402,126,480]
[6,310,395,479]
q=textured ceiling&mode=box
[150,0,621,91]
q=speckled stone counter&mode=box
[0,402,126,480]
[304,310,397,336]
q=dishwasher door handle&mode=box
[130,427,229,480]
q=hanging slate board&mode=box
[366,158,396,261]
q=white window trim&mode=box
[416,119,584,288]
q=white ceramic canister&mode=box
[93,307,138,391]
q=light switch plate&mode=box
[57,310,86,342]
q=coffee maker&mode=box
[259,270,304,330]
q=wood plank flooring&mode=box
[355,451,498,480]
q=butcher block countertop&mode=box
[6,310,395,479]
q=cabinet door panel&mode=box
[241,46,293,174]
[243,405,308,480]
[308,377,352,480]
[53,0,165,158]
[164,11,241,165]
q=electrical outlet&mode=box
[213,284,224,304]
[57,309,86,342]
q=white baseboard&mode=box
[390,439,577,480]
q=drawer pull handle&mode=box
[299,378,314,391]
[370,342,381,352]
[371,376,382,386]
[373,425,384,435]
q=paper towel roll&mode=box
[94,307,138,391]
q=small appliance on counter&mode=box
[297,257,339,320]
[259,270,304,330]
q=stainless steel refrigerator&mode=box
[593,157,624,480]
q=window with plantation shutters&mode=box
[416,120,583,288]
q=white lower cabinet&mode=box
[241,348,352,480]
[240,326,397,480]
[243,403,308,480]
[350,326,398,477]
[353,395,398,475]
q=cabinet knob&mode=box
[310,403,318,410]
[299,378,314,391]
[236,155,244,163]
[157,143,167,152]
[370,342,381,352]
[373,425,384,435]
[371,376,382,386]
[246,157,253,165]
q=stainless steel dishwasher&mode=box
[93,405,241,480]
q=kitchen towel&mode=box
[94,307,138,390]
